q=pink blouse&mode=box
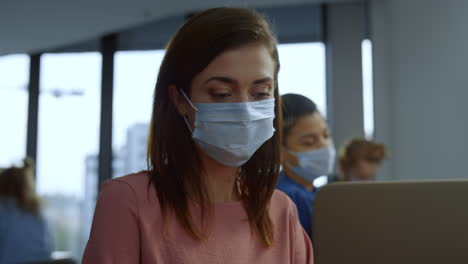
[83,172,313,263]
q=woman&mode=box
[0,159,53,264]
[337,138,388,181]
[83,8,313,263]
[277,94,335,239]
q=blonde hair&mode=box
[339,138,388,171]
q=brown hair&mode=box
[0,158,41,216]
[281,93,319,144]
[339,138,388,171]
[147,7,281,246]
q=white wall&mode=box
[326,3,365,150]
[371,0,468,180]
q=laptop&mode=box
[312,180,468,264]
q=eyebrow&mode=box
[204,76,273,85]
[253,77,273,84]
[204,76,237,85]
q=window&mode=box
[278,42,328,187]
[277,42,327,116]
[113,50,165,177]
[0,55,29,167]
[362,39,375,139]
[37,53,101,261]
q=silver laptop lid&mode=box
[313,180,468,264]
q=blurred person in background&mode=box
[277,93,335,239]
[83,8,313,263]
[0,158,53,264]
[336,138,388,182]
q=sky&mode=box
[0,42,372,199]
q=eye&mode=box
[254,92,271,99]
[301,139,316,147]
[209,87,232,100]
[212,93,231,99]
[210,91,233,102]
[252,86,273,100]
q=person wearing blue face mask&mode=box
[277,93,335,239]
[83,8,313,264]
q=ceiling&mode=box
[0,0,358,56]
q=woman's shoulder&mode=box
[0,196,16,208]
[269,190,297,217]
[0,197,15,217]
[100,171,156,203]
[110,171,151,189]
[0,197,25,216]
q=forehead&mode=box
[356,159,379,169]
[194,44,276,81]
[288,112,328,137]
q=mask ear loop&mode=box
[179,89,198,134]
[282,147,298,169]
[179,89,198,111]
[183,116,193,134]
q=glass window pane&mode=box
[0,54,29,167]
[277,42,327,188]
[37,53,101,261]
[113,50,165,177]
[277,42,327,116]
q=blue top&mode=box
[0,198,53,264]
[276,172,316,239]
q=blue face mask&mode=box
[286,145,336,183]
[181,90,276,167]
